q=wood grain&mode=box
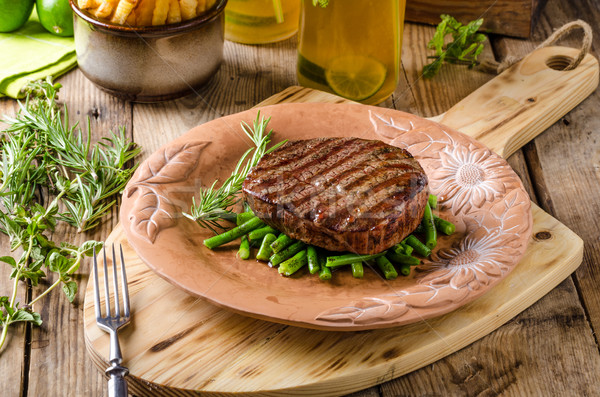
[493,0,600,359]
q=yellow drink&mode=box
[225,0,301,44]
[297,0,405,105]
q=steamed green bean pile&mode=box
[203,195,456,280]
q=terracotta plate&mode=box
[120,103,533,331]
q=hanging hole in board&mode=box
[545,55,574,71]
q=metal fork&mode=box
[93,244,130,397]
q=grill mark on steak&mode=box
[252,139,376,197]
[274,148,405,207]
[248,139,378,200]
[251,138,343,180]
[242,137,429,254]
[292,160,416,216]
[312,169,421,231]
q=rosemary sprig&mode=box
[0,78,139,354]
[183,112,286,232]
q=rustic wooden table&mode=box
[1,0,599,395]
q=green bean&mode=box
[318,256,332,280]
[392,242,413,256]
[248,225,279,242]
[351,262,364,278]
[278,250,308,276]
[375,256,398,280]
[270,240,306,266]
[403,235,431,257]
[270,234,294,253]
[422,203,437,249]
[401,242,413,256]
[428,194,438,209]
[399,263,411,276]
[307,245,320,274]
[256,233,277,261]
[236,211,255,226]
[386,250,420,267]
[326,252,386,268]
[238,235,251,260]
[433,214,456,235]
[204,217,264,249]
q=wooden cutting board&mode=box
[84,46,597,396]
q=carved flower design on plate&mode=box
[416,233,517,291]
[430,144,514,215]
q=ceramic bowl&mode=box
[70,0,227,102]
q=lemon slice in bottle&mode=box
[325,55,387,101]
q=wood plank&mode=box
[0,235,27,397]
[405,0,547,38]
[493,0,600,346]
[381,278,600,396]
[25,69,132,397]
[0,96,33,397]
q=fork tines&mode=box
[92,244,130,321]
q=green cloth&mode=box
[0,10,76,99]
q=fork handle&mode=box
[107,364,129,397]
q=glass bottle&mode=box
[297,0,406,105]
[225,0,301,44]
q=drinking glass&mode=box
[297,0,406,105]
[225,0,300,44]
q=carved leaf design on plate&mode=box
[369,110,414,140]
[316,297,408,325]
[128,186,179,243]
[124,141,209,243]
[125,141,209,196]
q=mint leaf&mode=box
[80,241,103,257]
[62,281,78,303]
[423,15,486,78]
[11,309,42,326]
[0,256,17,268]
[47,251,72,274]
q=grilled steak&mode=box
[242,137,429,254]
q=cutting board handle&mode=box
[434,46,599,158]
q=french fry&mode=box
[167,0,181,24]
[206,0,215,9]
[136,0,156,26]
[178,0,197,20]
[152,0,169,25]
[195,0,206,14]
[77,0,99,9]
[111,0,138,24]
[125,8,137,25]
[93,0,115,19]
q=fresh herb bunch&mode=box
[183,112,286,232]
[0,78,139,353]
[423,15,487,78]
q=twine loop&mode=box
[480,19,593,74]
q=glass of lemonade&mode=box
[225,0,301,44]
[297,0,406,105]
